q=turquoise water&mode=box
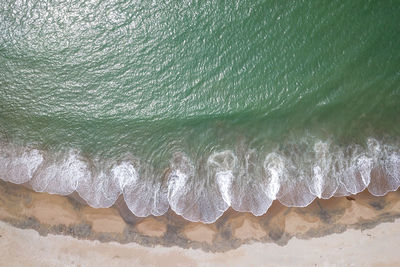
[0,0,399,222]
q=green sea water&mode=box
[0,0,399,222]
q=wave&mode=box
[0,137,399,223]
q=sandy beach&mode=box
[0,180,399,266]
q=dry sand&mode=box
[1,218,399,266]
[0,181,399,266]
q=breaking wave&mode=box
[1,137,399,223]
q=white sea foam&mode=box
[0,144,43,184]
[263,152,283,199]
[0,137,399,223]
[208,150,237,206]
[30,150,88,195]
[76,165,121,208]
[122,165,169,217]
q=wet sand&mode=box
[0,180,399,265]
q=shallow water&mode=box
[0,0,399,222]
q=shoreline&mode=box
[0,180,399,252]
[1,136,400,224]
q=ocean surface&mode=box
[1,0,399,222]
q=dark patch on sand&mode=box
[66,193,86,211]
[370,201,385,210]
[317,208,332,224]
[70,223,92,238]
[114,197,143,225]
[268,228,284,241]
[220,228,232,240]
